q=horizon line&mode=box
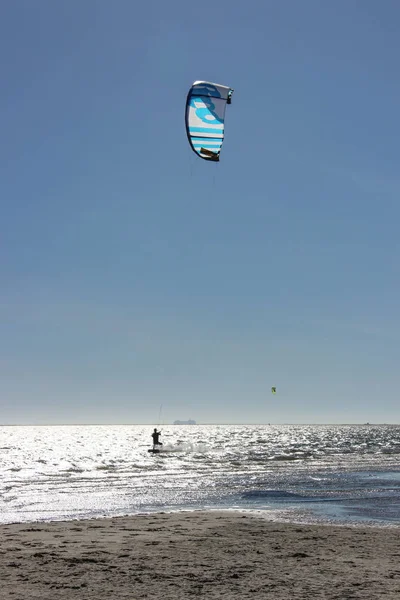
[0,422,396,427]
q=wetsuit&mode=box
[152,431,162,446]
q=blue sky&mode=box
[1,1,399,424]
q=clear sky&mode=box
[1,1,399,425]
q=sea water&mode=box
[0,424,399,526]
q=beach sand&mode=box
[1,511,399,599]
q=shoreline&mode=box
[1,510,399,599]
[2,504,400,529]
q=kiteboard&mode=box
[148,448,161,454]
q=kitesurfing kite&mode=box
[271,387,277,394]
[185,81,234,162]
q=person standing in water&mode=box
[151,428,162,448]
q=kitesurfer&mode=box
[151,428,162,448]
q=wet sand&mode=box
[1,511,399,599]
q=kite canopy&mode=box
[185,81,233,161]
[271,387,277,394]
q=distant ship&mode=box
[173,419,196,425]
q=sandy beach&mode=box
[0,511,399,599]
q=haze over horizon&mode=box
[1,1,399,425]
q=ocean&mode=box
[1,424,399,527]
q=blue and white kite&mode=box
[185,81,234,161]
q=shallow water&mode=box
[1,424,399,526]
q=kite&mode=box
[185,80,234,161]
